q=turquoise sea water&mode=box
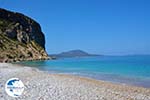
[17,55,150,88]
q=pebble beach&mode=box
[0,63,150,100]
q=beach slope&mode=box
[0,63,150,100]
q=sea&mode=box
[16,55,150,88]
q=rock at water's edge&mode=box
[0,8,50,62]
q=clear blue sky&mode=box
[0,0,150,55]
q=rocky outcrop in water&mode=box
[0,8,50,62]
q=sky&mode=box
[0,0,150,55]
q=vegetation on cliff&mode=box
[0,8,49,62]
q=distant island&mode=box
[49,50,102,58]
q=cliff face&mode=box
[0,8,49,62]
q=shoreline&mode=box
[16,61,150,88]
[0,63,150,100]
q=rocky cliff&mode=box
[0,8,49,62]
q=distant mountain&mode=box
[49,50,102,58]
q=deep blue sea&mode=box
[16,55,150,88]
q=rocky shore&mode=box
[0,63,150,100]
[0,8,49,62]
